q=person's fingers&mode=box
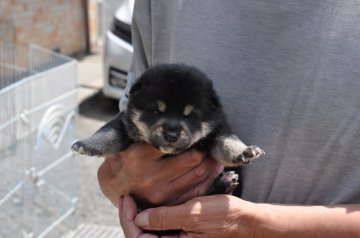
[160,150,205,170]
[153,150,206,182]
[102,145,206,188]
[135,203,195,231]
[164,159,224,205]
[122,143,165,162]
[132,150,207,195]
[170,156,222,186]
[179,232,190,238]
[106,143,164,178]
[122,196,138,222]
[161,235,180,238]
[119,195,146,238]
[99,143,217,208]
[133,155,221,206]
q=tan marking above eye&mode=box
[184,104,194,116]
[157,100,166,112]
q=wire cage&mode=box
[0,42,78,238]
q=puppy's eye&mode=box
[157,100,167,113]
[184,104,194,116]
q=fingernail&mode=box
[135,210,149,228]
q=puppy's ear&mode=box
[206,80,221,109]
[210,94,221,109]
[129,81,142,95]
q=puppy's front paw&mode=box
[207,171,239,195]
[220,171,239,194]
[71,141,102,157]
[235,145,265,165]
[211,135,265,167]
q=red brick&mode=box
[2,0,87,55]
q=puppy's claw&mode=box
[207,170,240,195]
[71,141,83,153]
[220,171,239,194]
[71,141,99,157]
[236,145,265,165]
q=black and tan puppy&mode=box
[72,64,264,195]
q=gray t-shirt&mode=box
[122,0,360,205]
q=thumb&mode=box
[135,205,188,231]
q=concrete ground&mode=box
[73,48,122,232]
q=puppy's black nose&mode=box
[163,130,180,143]
[163,123,181,143]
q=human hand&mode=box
[97,143,224,208]
[118,195,156,238]
[127,194,360,238]
[134,195,261,238]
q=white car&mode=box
[102,0,134,99]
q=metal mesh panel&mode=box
[0,35,78,237]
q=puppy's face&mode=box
[127,65,221,154]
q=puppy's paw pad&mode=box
[71,141,100,156]
[236,146,265,165]
[220,171,239,194]
[243,145,265,158]
[71,141,83,152]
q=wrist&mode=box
[231,198,275,238]
[235,202,313,238]
[249,203,316,238]
[239,202,304,238]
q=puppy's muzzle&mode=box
[163,124,181,143]
[150,121,191,154]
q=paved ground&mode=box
[73,48,121,229]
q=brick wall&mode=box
[88,0,98,46]
[0,0,87,56]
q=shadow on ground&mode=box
[79,90,119,122]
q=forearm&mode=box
[254,203,360,238]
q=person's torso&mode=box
[132,0,360,204]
